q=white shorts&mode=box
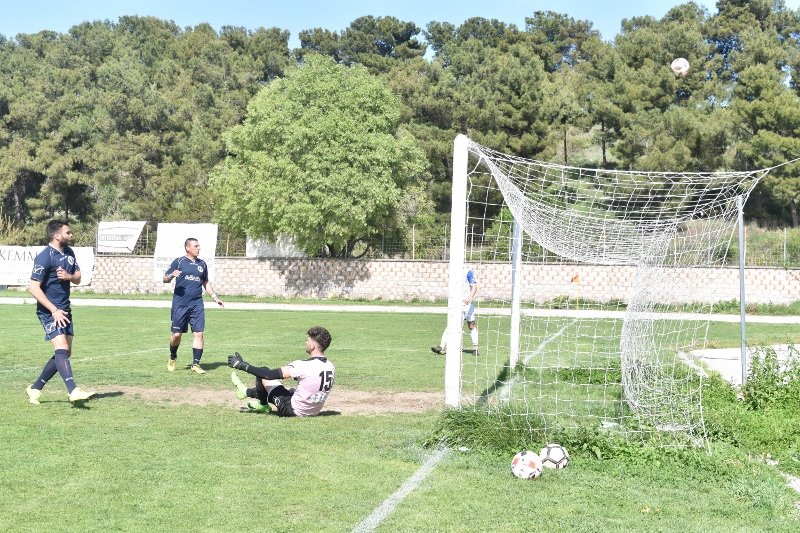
[462,302,476,323]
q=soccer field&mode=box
[1,303,799,532]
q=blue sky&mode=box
[1,0,799,48]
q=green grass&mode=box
[2,303,799,531]
[386,446,799,532]
[1,399,437,531]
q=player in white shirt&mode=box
[227,326,334,416]
[431,269,479,356]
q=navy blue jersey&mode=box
[165,256,209,306]
[30,245,80,314]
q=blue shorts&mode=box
[37,310,74,341]
[171,304,205,333]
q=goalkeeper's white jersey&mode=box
[286,356,335,416]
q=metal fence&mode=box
[113,226,454,260]
[94,225,800,268]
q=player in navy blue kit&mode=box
[163,238,224,373]
[26,220,95,405]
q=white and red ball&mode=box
[539,443,570,469]
[511,450,543,479]
[670,57,690,76]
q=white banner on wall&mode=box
[153,223,218,282]
[0,246,95,285]
[96,221,146,253]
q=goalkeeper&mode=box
[228,326,335,416]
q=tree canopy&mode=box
[210,55,427,257]
[1,2,800,249]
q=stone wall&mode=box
[84,256,800,305]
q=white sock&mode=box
[440,329,448,350]
[470,327,479,347]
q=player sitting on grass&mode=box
[228,326,335,416]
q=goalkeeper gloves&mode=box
[228,352,247,370]
[228,352,283,379]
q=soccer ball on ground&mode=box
[670,57,690,76]
[539,443,570,469]
[511,450,542,479]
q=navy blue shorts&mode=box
[171,304,205,333]
[37,310,74,341]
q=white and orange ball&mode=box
[670,57,690,76]
[511,450,543,479]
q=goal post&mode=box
[444,134,469,407]
[509,220,523,369]
[445,135,772,444]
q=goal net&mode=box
[444,134,769,445]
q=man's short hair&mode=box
[307,326,332,352]
[46,219,69,240]
[184,238,198,249]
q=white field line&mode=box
[677,351,709,378]
[498,320,578,401]
[522,320,578,366]
[0,347,163,374]
[2,297,798,323]
[352,447,450,533]
[783,473,800,495]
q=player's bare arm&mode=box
[56,266,81,284]
[203,280,224,307]
[162,269,182,283]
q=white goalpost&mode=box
[444,134,773,444]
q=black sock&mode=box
[33,356,58,390]
[54,349,76,393]
[192,348,203,365]
[254,379,270,405]
[169,344,178,359]
[245,388,258,399]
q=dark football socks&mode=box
[54,348,76,393]
[33,356,58,389]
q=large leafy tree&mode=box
[210,54,428,257]
[390,19,549,214]
[0,17,290,242]
[733,62,800,225]
[297,16,426,74]
[4,3,800,237]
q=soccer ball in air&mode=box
[511,450,542,480]
[539,443,570,469]
[670,57,690,76]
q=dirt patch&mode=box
[93,385,443,415]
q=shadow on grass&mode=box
[476,364,512,406]
[197,361,229,370]
[70,390,125,409]
[237,408,341,417]
[93,391,124,400]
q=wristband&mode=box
[211,293,218,299]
